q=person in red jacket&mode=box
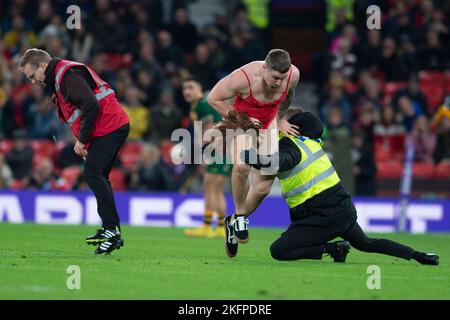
[19,48,129,255]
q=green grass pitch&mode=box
[0,223,449,299]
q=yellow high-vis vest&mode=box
[278,134,340,208]
[242,0,270,29]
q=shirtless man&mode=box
[207,49,300,255]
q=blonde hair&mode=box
[18,48,52,71]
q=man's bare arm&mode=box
[207,69,247,116]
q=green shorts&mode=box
[206,153,232,176]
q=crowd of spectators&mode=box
[318,0,449,196]
[0,0,449,197]
[0,0,265,192]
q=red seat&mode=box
[446,71,450,93]
[374,135,405,162]
[377,161,403,178]
[31,140,56,158]
[420,83,445,113]
[119,142,142,156]
[383,81,406,104]
[102,53,133,71]
[0,140,13,154]
[61,166,82,186]
[419,71,446,113]
[419,71,446,85]
[119,142,143,169]
[10,179,25,190]
[32,154,49,169]
[412,162,434,179]
[109,168,125,191]
[435,162,450,178]
[121,154,140,169]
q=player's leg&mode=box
[229,127,255,215]
[231,164,250,213]
[245,168,275,216]
[184,171,216,237]
[227,168,275,244]
[212,172,227,238]
[228,119,278,242]
[245,117,278,216]
[270,224,349,262]
[341,221,439,265]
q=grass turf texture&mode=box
[0,223,449,299]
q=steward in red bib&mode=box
[18,48,129,255]
[51,59,129,147]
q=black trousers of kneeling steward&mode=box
[270,189,415,261]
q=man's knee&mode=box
[253,181,272,197]
[233,164,250,177]
[270,241,287,261]
[84,163,103,183]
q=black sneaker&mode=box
[86,227,119,245]
[224,215,238,258]
[326,241,351,263]
[417,253,439,265]
[230,214,249,243]
[95,237,124,255]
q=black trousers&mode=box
[84,124,129,229]
[270,199,415,261]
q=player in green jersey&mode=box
[182,77,232,238]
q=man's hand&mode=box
[74,140,88,160]
[279,116,300,136]
[249,117,262,129]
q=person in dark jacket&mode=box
[18,48,129,255]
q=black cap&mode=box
[287,110,324,139]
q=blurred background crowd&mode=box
[0,0,449,198]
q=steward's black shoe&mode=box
[224,216,238,258]
[86,227,119,245]
[230,214,249,243]
[95,237,124,255]
[326,241,351,263]
[416,253,439,265]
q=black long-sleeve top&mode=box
[44,58,99,144]
[241,137,302,173]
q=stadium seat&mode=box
[446,71,450,93]
[61,166,82,187]
[53,140,67,157]
[420,83,445,113]
[376,161,403,179]
[435,162,450,178]
[119,142,143,169]
[109,168,125,191]
[0,140,13,154]
[121,154,140,169]
[412,162,434,179]
[32,154,49,169]
[419,70,446,85]
[374,135,405,162]
[119,142,142,156]
[419,71,446,113]
[9,179,25,190]
[30,140,56,159]
[383,81,407,104]
[102,53,133,71]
